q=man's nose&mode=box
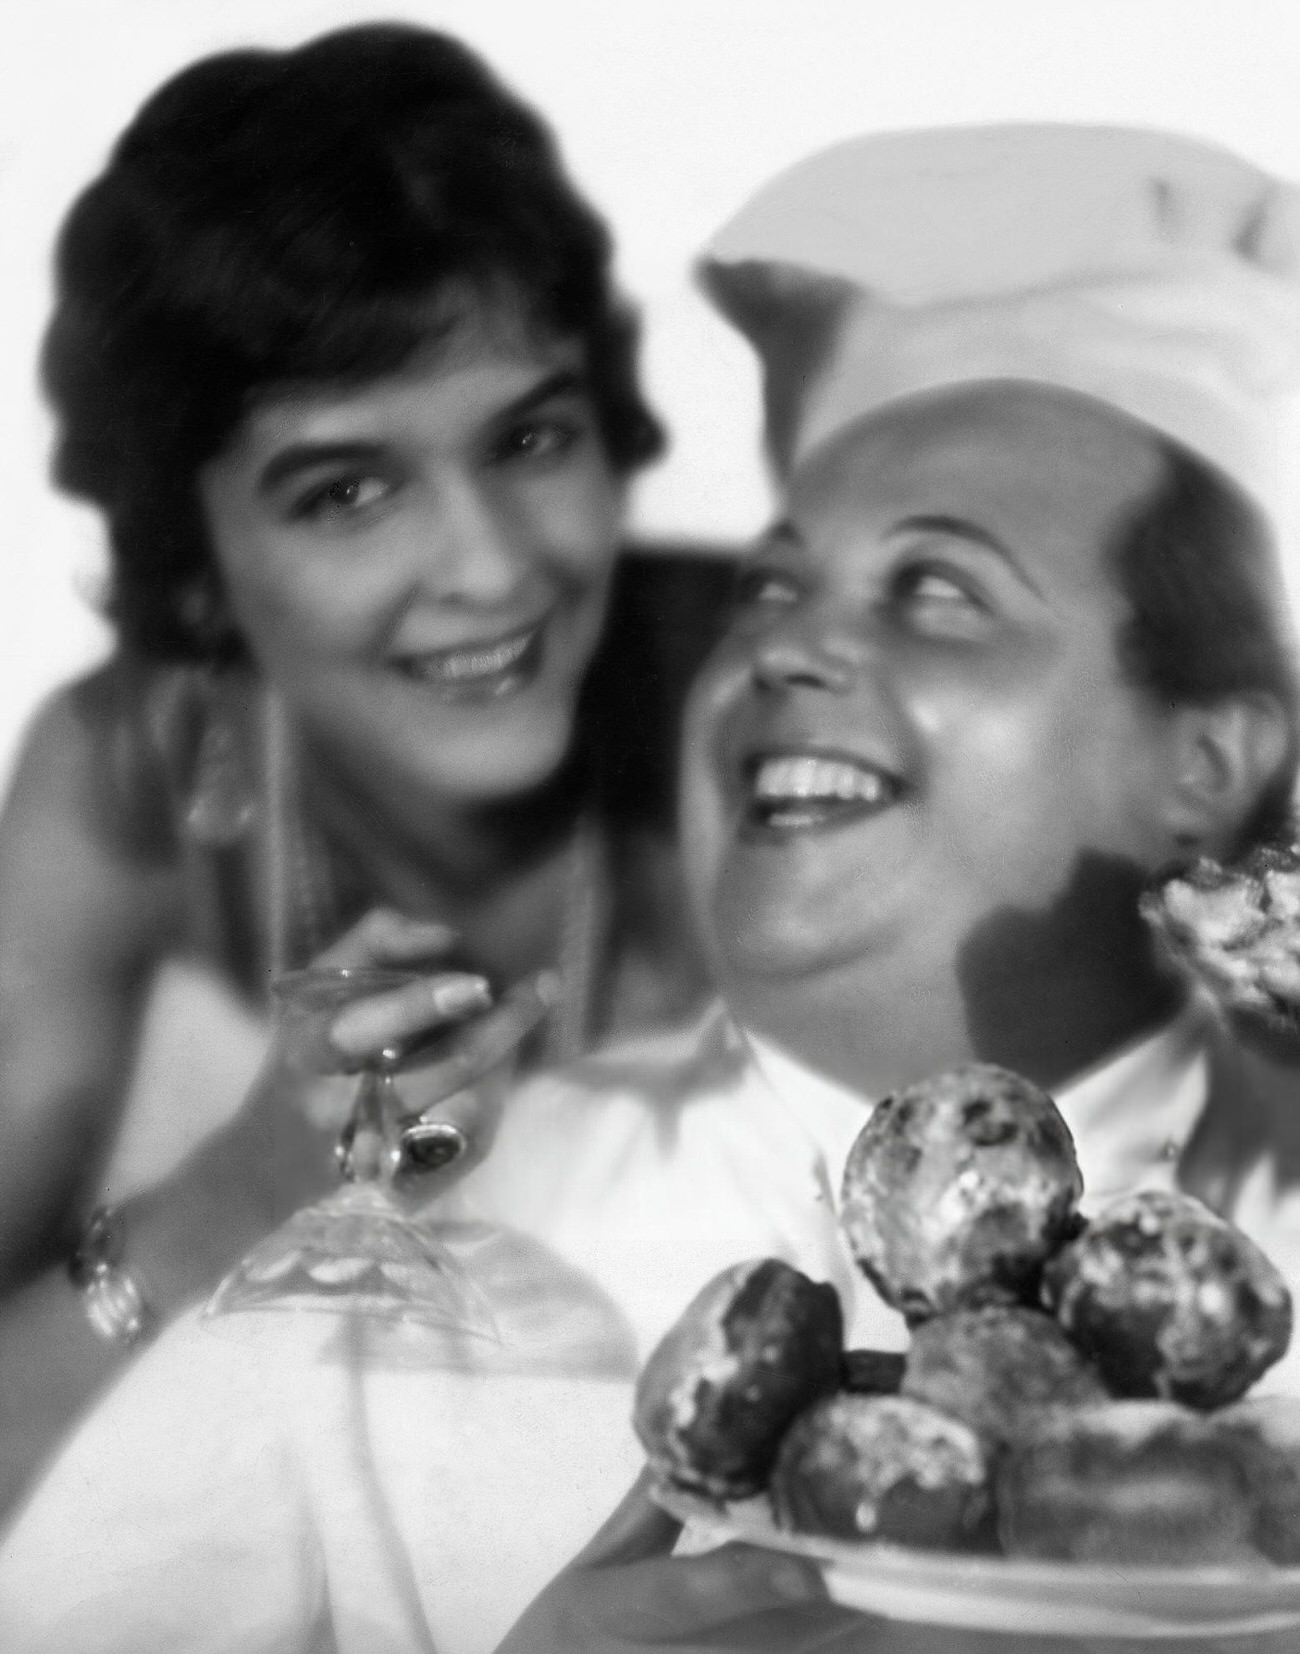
[749,606,864,693]
[417,473,526,604]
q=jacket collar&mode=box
[741,1004,1215,1209]
[1184,1013,1300,1211]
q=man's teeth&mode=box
[752,755,893,807]
[406,629,534,682]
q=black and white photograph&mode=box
[3,3,1300,1650]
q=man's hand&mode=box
[494,1470,878,1653]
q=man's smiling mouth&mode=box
[744,751,903,833]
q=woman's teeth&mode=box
[749,754,897,828]
[400,627,537,686]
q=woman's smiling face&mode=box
[198,299,626,808]
[684,382,1189,1070]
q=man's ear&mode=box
[1159,693,1292,854]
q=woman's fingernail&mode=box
[329,1006,384,1055]
[405,921,459,946]
[532,969,563,1009]
[431,975,493,1016]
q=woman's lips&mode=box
[742,750,903,833]
[392,621,545,699]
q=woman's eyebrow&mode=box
[258,441,384,495]
[493,368,588,423]
[889,512,1044,598]
[255,370,590,495]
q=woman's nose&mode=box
[418,474,526,604]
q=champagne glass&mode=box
[204,965,508,1334]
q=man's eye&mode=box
[292,475,391,521]
[891,563,991,635]
[903,568,973,603]
[492,417,582,464]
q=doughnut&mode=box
[902,1306,1108,1449]
[632,1257,842,1500]
[1215,1395,1300,1564]
[840,1063,1082,1322]
[769,1393,992,1550]
[998,1400,1258,1565]
[840,1348,905,1396]
[1141,844,1300,1044]
[1042,1189,1292,1408]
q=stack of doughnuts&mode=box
[633,1062,1297,1562]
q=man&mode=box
[496,125,1300,1652]
[4,124,1300,1654]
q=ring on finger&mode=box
[399,1117,470,1173]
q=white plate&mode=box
[652,1483,1300,1641]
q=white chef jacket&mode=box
[2,1000,1298,1654]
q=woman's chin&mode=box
[311,680,585,813]
[424,713,578,805]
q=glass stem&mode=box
[338,1068,404,1187]
[374,1070,405,1189]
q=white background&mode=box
[3,0,1299,786]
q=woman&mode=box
[0,21,725,1510]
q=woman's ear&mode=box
[177,574,241,659]
[1159,693,1292,853]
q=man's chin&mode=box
[709,854,905,981]
[713,907,885,988]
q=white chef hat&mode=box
[700,124,1300,568]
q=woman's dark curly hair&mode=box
[43,23,664,660]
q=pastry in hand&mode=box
[840,1063,1082,1323]
[1215,1394,1300,1564]
[998,1399,1257,1565]
[633,1257,843,1500]
[1042,1189,1292,1408]
[901,1305,1108,1449]
[1142,844,1300,1044]
[770,1393,992,1550]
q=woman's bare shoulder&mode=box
[4,655,181,863]
[0,657,186,954]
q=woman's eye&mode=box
[292,474,392,522]
[492,416,582,464]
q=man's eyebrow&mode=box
[890,513,1044,597]
[256,369,590,495]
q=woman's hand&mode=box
[126,908,553,1313]
[266,907,555,1183]
[494,1471,878,1653]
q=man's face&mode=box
[684,383,1188,1079]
